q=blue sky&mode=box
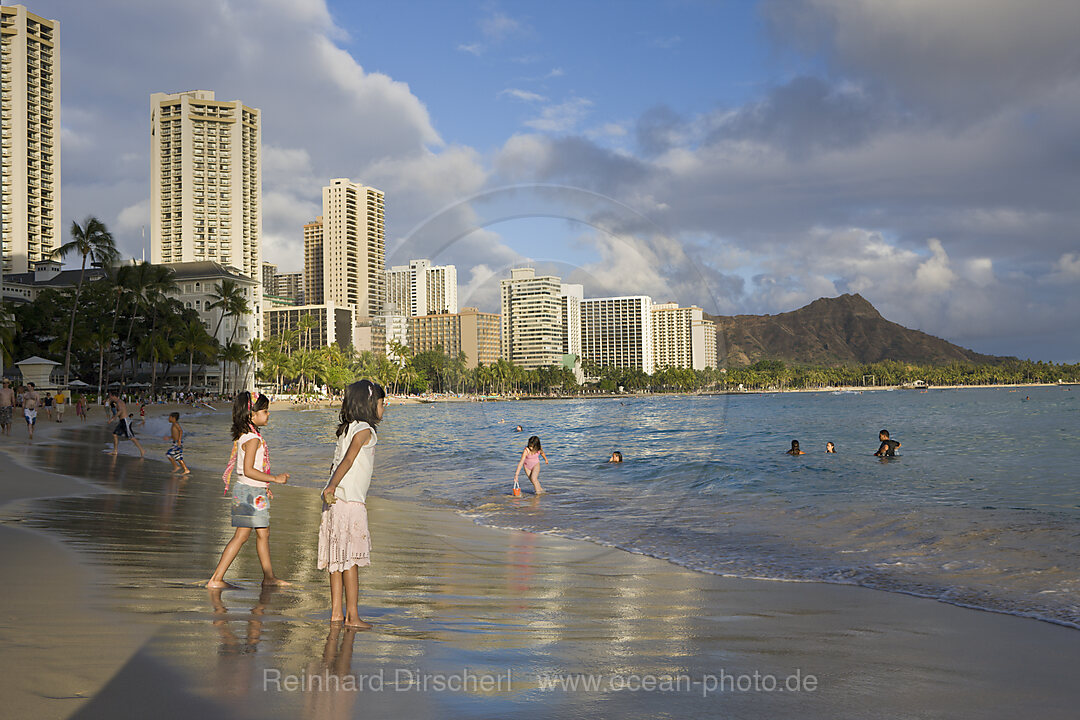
[29,0,1080,361]
[330,1,774,151]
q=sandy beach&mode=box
[1,413,1079,719]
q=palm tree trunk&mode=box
[187,350,195,392]
[97,343,105,404]
[63,255,88,387]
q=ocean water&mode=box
[174,386,1080,627]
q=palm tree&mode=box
[51,217,118,387]
[174,319,217,391]
[139,332,173,395]
[296,313,319,351]
[203,279,247,390]
[221,342,249,394]
[87,327,113,402]
[241,338,266,392]
[207,279,244,341]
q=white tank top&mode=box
[327,421,376,503]
[236,431,268,488]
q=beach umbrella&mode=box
[68,380,91,387]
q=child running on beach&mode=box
[513,435,548,495]
[208,391,291,589]
[319,380,386,629]
[163,412,191,475]
[108,394,145,457]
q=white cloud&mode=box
[1040,253,1080,285]
[524,98,593,133]
[116,199,150,237]
[457,42,483,56]
[499,88,548,103]
[651,35,681,49]
[480,12,522,41]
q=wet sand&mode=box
[1,417,1079,719]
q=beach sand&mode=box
[1,416,1078,719]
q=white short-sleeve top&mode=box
[236,431,268,489]
[328,421,377,503]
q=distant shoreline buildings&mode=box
[0,2,717,386]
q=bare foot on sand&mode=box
[330,614,345,623]
[262,577,292,587]
[206,579,238,589]
[344,619,372,629]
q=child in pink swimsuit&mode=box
[513,435,548,495]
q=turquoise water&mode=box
[174,386,1080,627]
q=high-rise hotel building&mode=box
[500,267,566,371]
[321,179,385,319]
[150,90,262,284]
[580,295,655,375]
[652,302,717,371]
[386,258,458,317]
[0,4,60,274]
[303,215,323,304]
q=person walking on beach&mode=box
[208,391,291,589]
[54,390,66,423]
[76,395,87,421]
[319,380,386,629]
[786,440,806,455]
[22,382,39,441]
[513,435,548,495]
[43,392,53,421]
[0,378,14,436]
[874,429,901,457]
[163,412,190,475]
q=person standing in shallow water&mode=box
[208,391,291,589]
[513,435,548,495]
[319,380,387,629]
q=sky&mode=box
[30,0,1080,361]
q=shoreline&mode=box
[3,411,1080,717]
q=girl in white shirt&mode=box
[319,380,386,628]
[208,391,291,589]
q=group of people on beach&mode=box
[0,379,91,440]
[786,430,901,457]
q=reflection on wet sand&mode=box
[10,422,1080,719]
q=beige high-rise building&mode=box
[0,4,60,274]
[261,261,276,294]
[410,307,500,369]
[385,258,458,317]
[322,179,384,318]
[303,215,323,303]
[500,267,565,371]
[652,302,717,371]
[150,90,262,286]
[274,271,302,303]
[581,295,655,375]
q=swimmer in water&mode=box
[873,429,901,457]
[826,442,836,453]
[786,440,805,455]
[608,451,623,463]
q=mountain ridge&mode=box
[705,294,1004,367]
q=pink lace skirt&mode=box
[317,500,371,573]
